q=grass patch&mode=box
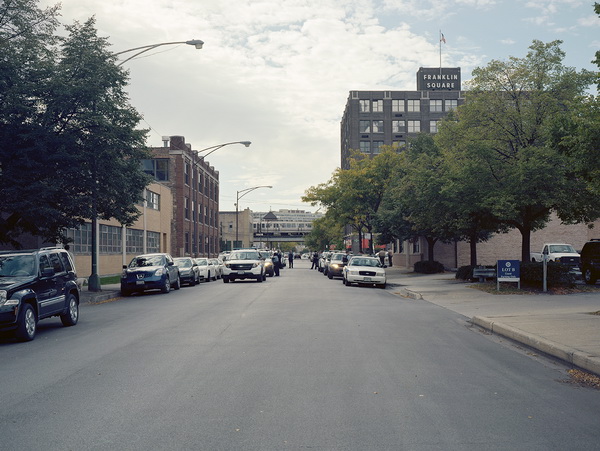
[82,275,120,286]
[469,281,600,295]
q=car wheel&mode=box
[223,277,229,283]
[60,293,79,327]
[263,273,267,281]
[378,282,387,289]
[207,271,211,282]
[328,272,333,279]
[16,303,36,341]
[173,275,181,290]
[121,288,131,297]
[161,276,171,293]
[257,274,263,283]
[583,267,598,285]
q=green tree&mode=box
[303,148,402,253]
[435,40,598,262]
[0,7,150,246]
[304,215,343,251]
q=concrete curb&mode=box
[81,290,121,304]
[388,284,423,300]
[471,316,600,377]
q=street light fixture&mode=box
[196,141,251,159]
[235,186,273,248]
[87,39,203,292]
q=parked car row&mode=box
[316,251,387,289]
[120,253,226,296]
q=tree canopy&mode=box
[0,1,150,247]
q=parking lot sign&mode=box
[497,260,521,289]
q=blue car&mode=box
[121,253,180,296]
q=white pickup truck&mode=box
[530,243,580,270]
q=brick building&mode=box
[145,135,220,258]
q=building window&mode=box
[99,224,122,254]
[412,239,420,254]
[407,99,420,112]
[359,120,370,133]
[65,223,92,254]
[147,231,160,253]
[192,200,196,221]
[198,173,203,193]
[446,99,458,111]
[359,100,370,112]
[184,162,190,186]
[184,197,190,220]
[372,99,383,112]
[392,140,406,149]
[146,190,160,210]
[359,141,371,153]
[142,159,169,181]
[373,141,384,154]
[430,99,443,112]
[392,99,404,112]
[372,120,384,133]
[392,120,405,133]
[185,232,190,254]
[408,120,420,133]
[430,120,439,133]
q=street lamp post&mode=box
[191,141,251,257]
[88,39,203,292]
[235,186,272,248]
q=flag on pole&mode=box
[440,32,446,44]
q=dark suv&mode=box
[580,239,600,285]
[0,248,80,341]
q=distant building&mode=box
[340,67,465,169]
[251,209,323,248]
[219,208,253,250]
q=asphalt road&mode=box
[1,259,599,450]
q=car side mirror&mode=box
[168,261,174,266]
[123,265,127,269]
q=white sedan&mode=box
[342,256,387,288]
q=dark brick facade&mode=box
[149,135,220,257]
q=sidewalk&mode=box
[384,265,600,377]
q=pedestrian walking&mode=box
[272,253,280,276]
[288,252,294,268]
[378,249,386,266]
[311,252,319,270]
[388,250,393,267]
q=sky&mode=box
[40,0,599,213]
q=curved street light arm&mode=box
[197,141,251,159]
[235,185,273,247]
[115,39,204,66]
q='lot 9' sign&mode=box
[497,260,521,289]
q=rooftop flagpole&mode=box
[439,30,446,77]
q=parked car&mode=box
[0,247,80,341]
[326,252,347,279]
[222,249,266,283]
[210,258,224,279]
[580,239,600,285]
[121,253,180,296]
[343,256,387,288]
[173,257,199,286]
[194,258,216,282]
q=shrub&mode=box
[414,260,445,274]
[456,265,474,280]
[520,262,576,287]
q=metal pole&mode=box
[235,191,239,248]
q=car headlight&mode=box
[0,290,6,305]
[154,268,166,276]
[252,262,259,268]
[331,264,339,268]
[225,263,231,268]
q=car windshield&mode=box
[549,245,576,253]
[331,254,344,261]
[0,254,35,277]
[174,258,192,268]
[230,251,260,260]
[195,259,208,266]
[350,258,381,267]
[130,255,164,268]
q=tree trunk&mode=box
[426,236,437,261]
[520,227,531,263]
[469,232,478,266]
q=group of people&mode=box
[271,251,295,276]
[309,249,394,269]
